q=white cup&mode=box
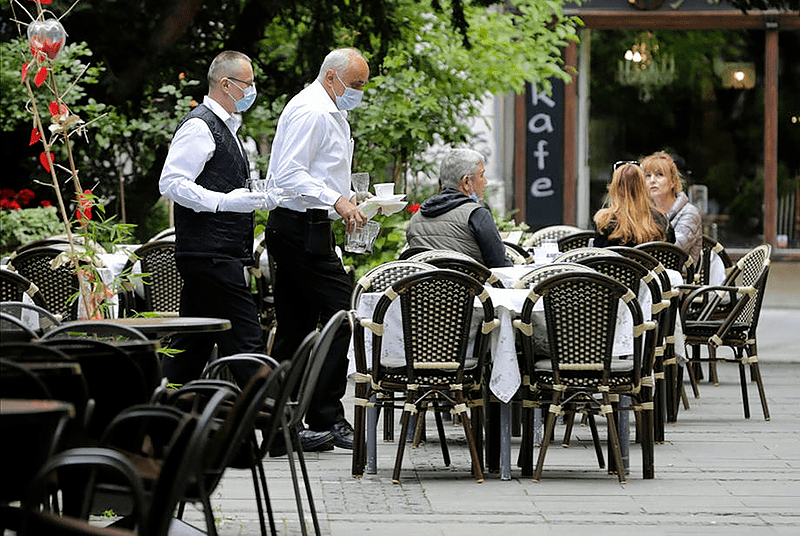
[373,183,395,199]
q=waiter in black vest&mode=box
[159,50,267,387]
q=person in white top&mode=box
[158,50,268,388]
[265,47,369,452]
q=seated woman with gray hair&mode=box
[405,148,512,268]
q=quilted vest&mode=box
[406,202,484,264]
[173,105,254,261]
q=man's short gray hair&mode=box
[439,149,485,190]
[207,50,251,86]
[316,48,366,82]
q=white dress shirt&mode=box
[267,80,354,219]
[159,96,243,213]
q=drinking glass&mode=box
[351,172,370,202]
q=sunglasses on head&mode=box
[613,160,641,171]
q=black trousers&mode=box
[163,256,264,386]
[265,208,352,431]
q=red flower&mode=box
[77,189,93,221]
[18,189,36,205]
[0,199,12,209]
[179,72,186,79]
[189,99,198,107]
[40,200,52,208]
[1,188,15,199]
[21,62,29,83]
[49,100,68,117]
[408,203,421,214]
[8,200,21,210]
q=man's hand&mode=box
[335,196,367,234]
[216,188,267,213]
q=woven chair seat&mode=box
[683,321,749,342]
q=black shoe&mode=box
[269,428,334,457]
[330,419,354,450]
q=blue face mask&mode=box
[335,72,363,111]
[228,80,257,113]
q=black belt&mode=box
[272,207,329,222]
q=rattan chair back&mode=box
[557,230,595,252]
[424,256,504,288]
[5,247,80,320]
[351,260,434,309]
[636,241,695,283]
[553,246,619,264]
[522,225,583,248]
[122,241,181,315]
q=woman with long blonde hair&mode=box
[593,162,674,248]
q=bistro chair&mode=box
[407,248,476,263]
[424,256,505,288]
[514,271,656,482]
[679,244,772,420]
[513,263,592,290]
[1,342,94,445]
[47,386,234,536]
[696,235,734,286]
[608,246,685,425]
[352,269,498,483]
[553,246,619,264]
[503,241,534,264]
[1,300,61,336]
[147,227,176,242]
[0,311,38,342]
[0,269,50,310]
[636,241,695,288]
[396,245,431,260]
[38,336,153,441]
[350,260,435,468]
[5,246,81,321]
[521,225,583,248]
[557,230,595,252]
[119,241,181,317]
[21,448,144,536]
[161,367,281,536]
[268,311,349,536]
[11,236,71,256]
[577,255,665,443]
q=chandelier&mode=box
[616,32,676,102]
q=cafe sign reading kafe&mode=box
[27,17,67,61]
[525,80,565,227]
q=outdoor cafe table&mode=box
[58,317,233,340]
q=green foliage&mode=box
[0,205,64,254]
[0,38,104,132]
[348,0,579,193]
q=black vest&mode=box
[173,105,254,261]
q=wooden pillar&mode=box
[563,41,578,226]
[514,93,526,225]
[764,29,778,247]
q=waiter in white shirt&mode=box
[265,47,369,452]
[159,50,267,387]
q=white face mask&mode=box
[334,72,363,111]
[228,79,257,113]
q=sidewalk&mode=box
[183,306,800,536]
